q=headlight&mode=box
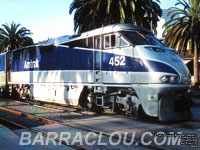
[160,76,169,83]
[160,75,179,83]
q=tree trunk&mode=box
[193,41,199,88]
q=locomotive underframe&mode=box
[86,84,191,121]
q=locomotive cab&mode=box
[85,24,192,121]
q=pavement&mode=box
[0,124,37,150]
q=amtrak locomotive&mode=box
[0,24,192,121]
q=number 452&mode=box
[109,56,126,66]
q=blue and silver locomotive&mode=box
[0,24,192,121]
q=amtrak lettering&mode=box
[24,59,39,69]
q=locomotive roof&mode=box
[59,23,153,44]
[80,24,152,37]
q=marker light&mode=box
[160,76,179,83]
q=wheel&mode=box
[111,96,119,113]
[136,105,148,120]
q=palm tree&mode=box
[0,22,34,53]
[163,0,200,87]
[69,0,162,33]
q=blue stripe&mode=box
[11,46,178,75]
[0,53,6,72]
[147,60,178,74]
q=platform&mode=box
[0,124,37,150]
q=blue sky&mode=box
[0,0,180,43]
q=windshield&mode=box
[120,31,164,47]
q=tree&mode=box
[163,0,200,87]
[0,22,34,53]
[69,0,162,33]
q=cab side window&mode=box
[105,36,110,48]
[104,34,116,49]
[94,36,100,49]
[117,36,128,47]
[87,37,93,49]
[111,35,116,47]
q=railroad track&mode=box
[24,99,86,111]
[0,104,165,150]
[17,99,200,129]
[1,98,199,131]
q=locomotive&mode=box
[0,24,192,121]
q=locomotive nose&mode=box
[135,45,191,85]
[164,49,191,84]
